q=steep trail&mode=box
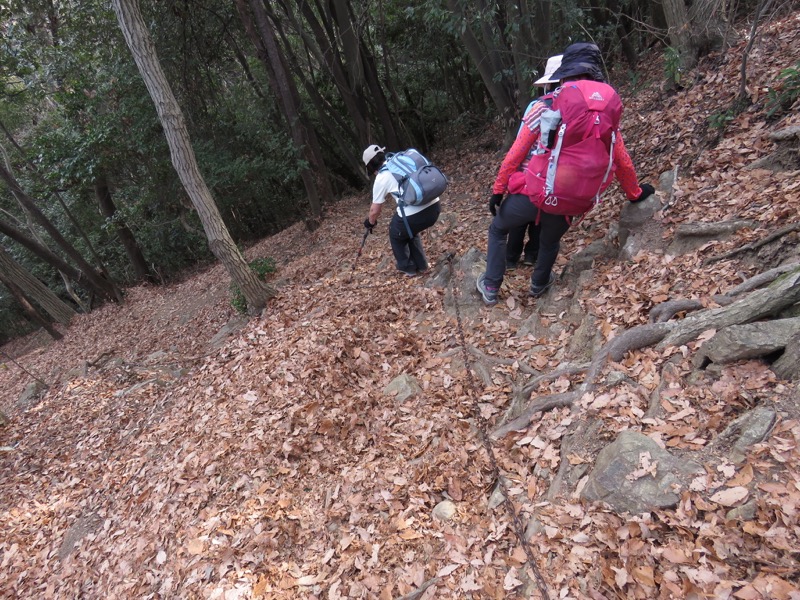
[2,13,800,599]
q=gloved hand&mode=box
[631,183,655,203]
[363,218,375,232]
[489,193,504,216]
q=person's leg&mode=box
[485,194,538,289]
[523,222,540,265]
[506,224,526,266]
[405,203,441,271]
[531,211,570,287]
[389,214,415,273]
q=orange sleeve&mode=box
[613,132,643,200]
[492,101,546,195]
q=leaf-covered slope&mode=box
[2,13,800,599]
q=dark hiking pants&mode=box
[485,194,570,290]
[389,202,441,273]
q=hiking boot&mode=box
[476,273,499,306]
[529,272,556,298]
[522,255,537,266]
[398,269,418,277]
[506,260,519,270]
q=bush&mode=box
[766,62,800,118]
[230,257,276,314]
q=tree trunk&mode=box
[111,0,273,315]
[0,278,62,340]
[242,0,326,218]
[0,162,122,302]
[661,0,697,71]
[447,0,518,144]
[0,218,104,299]
[0,245,75,326]
[0,121,109,272]
[94,174,153,283]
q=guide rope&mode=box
[443,253,552,600]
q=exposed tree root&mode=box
[704,222,800,265]
[494,267,800,441]
[468,345,539,375]
[397,577,442,600]
[491,392,578,440]
[658,269,800,348]
[714,261,800,301]
[649,299,705,323]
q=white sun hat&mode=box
[362,144,386,166]
[534,55,564,85]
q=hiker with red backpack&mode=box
[477,43,655,306]
[506,54,563,270]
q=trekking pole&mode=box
[351,226,371,274]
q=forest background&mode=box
[0,0,784,335]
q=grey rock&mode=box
[432,500,457,522]
[209,316,249,349]
[17,380,47,409]
[383,373,422,402]
[726,499,757,521]
[581,430,703,514]
[698,318,800,365]
[618,195,662,247]
[714,406,776,464]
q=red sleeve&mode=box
[492,101,545,194]
[613,132,643,200]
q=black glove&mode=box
[363,218,375,232]
[631,183,655,203]
[489,193,504,216]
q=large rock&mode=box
[581,430,703,514]
[618,194,662,248]
[17,380,48,409]
[667,220,755,255]
[773,331,800,381]
[697,317,800,366]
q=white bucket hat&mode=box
[362,144,386,166]
[534,55,563,85]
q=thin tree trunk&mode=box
[94,174,153,283]
[0,218,104,300]
[0,162,122,302]
[112,0,273,315]
[0,245,75,326]
[0,278,62,339]
[243,0,324,218]
[0,121,109,271]
[447,0,518,144]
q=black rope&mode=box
[444,254,551,600]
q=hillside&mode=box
[2,14,800,599]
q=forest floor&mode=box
[2,13,800,600]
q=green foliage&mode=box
[230,257,276,314]
[708,109,736,131]
[626,69,648,96]
[766,62,800,118]
[664,47,683,86]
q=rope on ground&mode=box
[444,254,552,600]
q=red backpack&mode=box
[525,80,623,217]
